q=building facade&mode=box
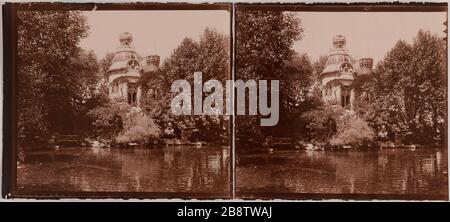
[107,32,160,106]
[320,35,373,109]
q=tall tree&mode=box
[236,10,302,80]
[356,30,446,145]
[276,53,316,137]
[139,28,230,142]
[235,10,305,141]
[197,28,230,82]
[163,37,200,82]
[17,11,97,144]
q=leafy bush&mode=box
[302,105,374,147]
[115,109,161,144]
[330,113,375,147]
[354,30,446,145]
[301,105,343,143]
[87,102,130,142]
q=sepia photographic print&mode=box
[3,3,232,199]
[235,4,448,200]
[1,2,449,201]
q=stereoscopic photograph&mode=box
[2,2,449,201]
[5,4,232,198]
[235,6,448,200]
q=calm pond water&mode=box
[17,146,230,195]
[16,146,448,199]
[237,148,448,198]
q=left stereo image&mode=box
[3,3,232,199]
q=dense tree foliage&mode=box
[355,30,446,145]
[302,105,341,143]
[17,11,100,146]
[88,102,129,142]
[236,11,302,81]
[138,28,230,143]
[302,104,374,147]
[115,109,161,144]
[16,11,445,149]
[235,10,318,142]
[330,113,374,147]
[275,53,319,137]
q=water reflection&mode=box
[237,148,448,197]
[17,146,230,194]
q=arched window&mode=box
[127,85,138,106]
[341,88,351,109]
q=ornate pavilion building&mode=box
[320,35,373,110]
[107,32,160,106]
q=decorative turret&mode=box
[107,32,142,106]
[357,58,373,75]
[106,32,162,106]
[142,55,160,72]
[319,34,374,110]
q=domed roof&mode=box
[108,32,142,73]
[321,35,353,75]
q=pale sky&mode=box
[79,11,447,65]
[79,10,230,61]
[293,12,447,63]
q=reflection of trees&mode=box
[373,149,446,194]
[18,147,230,193]
[237,149,447,195]
[105,146,230,192]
